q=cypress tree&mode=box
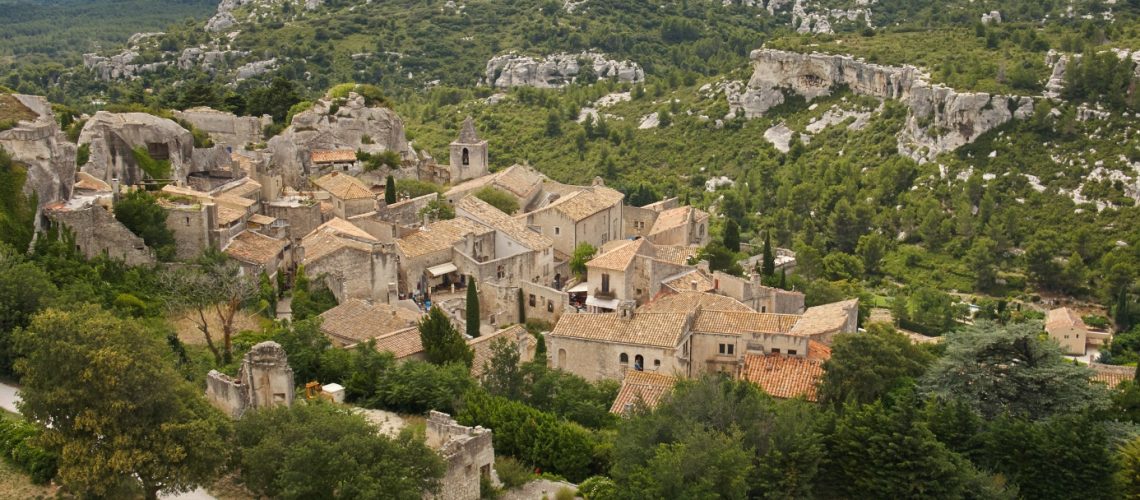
[517,288,526,324]
[384,175,397,204]
[1117,288,1132,331]
[724,219,741,253]
[534,332,547,362]
[466,277,480,338]
[762,230,776,277]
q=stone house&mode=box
[310,149,359,174]
[425,411,496,500]
[396,217,493,296]
[548,291,858,382]
[609,371,676,416]
[159,184,255,259]
[738,341,831,402]
[519,180,624,257]
[1046,307,1091,355]
[318,299,423,347]
[449,117,489,183]
[622,197,709,247]
[265,196,322,244]
[583,238,696,312]
[312,171,375,219]
[444,164,545,209]
[455,196,555,284]
[205,341,295,419]
[710,270,805,314]
[300,218,399,304]
[223,229,291,281]
[43,200,156,266]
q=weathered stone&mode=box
[78,111,197,185]
[764,123,794,153]
[486,51,644,88]
[205,341,295,419]
[0,94,77,218]
[425,411,496,500]
[43,201,156,266]
[174,107,270,149]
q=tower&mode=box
[449,116,488,182]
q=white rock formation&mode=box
[486,52,644,88]
[206,0,323,32]
[735,49,1035,162]
[173,107,272,149]
[981,11,1002,25]
[764,123,795,153]
[77,111,197,185]
[0,94,77,224]
[266,92,412,186]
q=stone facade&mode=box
[711,271,805,314]
[265,197,322,243]
[43,202,156,266]
[205,341,295,419]
[449,117,488,183]
[425,411,496,500]
[164,201,216,261]
[173,107,270,149]
[522,185,624,256]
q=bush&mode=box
[554,486,577,500]
[0,419,58,485]
[474,186,520,215]
[578,476,617,499]
[495,456,532,489]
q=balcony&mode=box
[593,288,616,300]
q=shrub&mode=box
[578,476,617,499]
[554,486,577,500]
[0,419,58,485]
[495,456,532,489]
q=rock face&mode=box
[77,111,197,185]
[84,47,249,81]
[486,52,644,88]
[0,94,77,212]
[174,107,272,149]
[736,49,1034,162]
[266,93,412,187]
[206,0,323,32]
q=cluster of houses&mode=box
[45,113,862,420]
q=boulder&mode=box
[486,52,644,88]
[77,111,196,186]
[0,94,77,215]
[174,107,270,148]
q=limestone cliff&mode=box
[486,52,644,88]
[77,111,198,185]
[266,92,412,187]
[174,107,271,149]
[0,94,77,211]
[734,49,1034,162]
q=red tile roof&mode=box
[609,370,675,415]
[740,353,826,401]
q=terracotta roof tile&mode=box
[215,177,261,199]
[370,327,424,359]
[321,299,423,345]
[661,270,716,293]
[215,205,247,226]
[692,310,800,335]
[788,299,858,338]
[807,340,832,361]
[610,371,675,414]
[638,291,752,314]
[223,230,288,266]
[248,213,276,225]
[470,325,527,377]
[740,353,825,401]
[313,172,374,200]
[547,187,624,221]
[587,239,644,271]
[1046,307,1088,332]
[1090,363,1134,389]
[311,149,358,164]
[301,218,380,263]
[397,217,490,258]
[550,312,689,348]
[649,206,704,236]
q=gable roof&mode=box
[648,206,705,236]
[223,230,288,267]
[740,353,826,401]
[301,218,380,263]
[456,195,511,225]
[1046,307,1089,332]
[470,325,527,378]
[371,326,424,359]
[661,269,716,293]
[788,299,858,337]
[313,172,373,200]
[587,239,645,271]
[311,149,357,164]
[691,310,800,335]
[610,371,675,415]
[548,187,624,221]
[214,177,261,199]
[550,312,690,348]
[320,299,422,345]
[397,217,489,259]
[638,291,752,314]
[1089,363,1134,389]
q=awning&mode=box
[426,262,458,277]
[567,282,589,293]
[586,295,620,310]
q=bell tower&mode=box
[449,116,488,182]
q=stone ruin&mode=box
[205,341,295,418]
[425,410,497,500]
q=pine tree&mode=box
[384,175,397,204]
[724,219,741,253]
[762,230,776,277]
[420,306,473,367]
[466,277,480,338]
[1117,288,1132,331]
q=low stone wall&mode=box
[426,411,496,500]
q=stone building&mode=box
[449,117,489,183]
[300,218,399,304]
[583,238,697,312]
[311,172,375,219]
[310,149,359,175]
[444,164,544,209]
[710,270,805,314]
[519,180,624,257]
[739,341,831,401]
[172,107,270,149]
[1046,307,1091,355]
[610,371,676,416]
[223,230,291,281]
[623,197,709,247]
[318,299,422,347]
[548,291,858,382]
[205,341,295,419]
[43,200,155,266]
[265,196,322,243]
[159,184,256,259]
[425,411,496,500]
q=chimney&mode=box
[690,280,698,291]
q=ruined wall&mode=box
[165,203,214,260]
[173,107,270,148]
[45,203,156,266]
[204,371,248,419]
[265,200,322,242]
[520,281,567,324]
[207,341,295,419]
[0,95,77,234]
[425,411,496,500]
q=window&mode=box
[620,353,629,364]
[497,265,505,279]
[554,227,560,235]
[654,359,661,367]
[601,273,610,292]
[636,288,643,296]
[185,217,190,226]
[634,355,644,371]
[462,147,470,166]
[547,301,554,312]
[718,343,735,355]
[788,349,797,356]
[772,348,781,354]
[558,349,567,369]
[761,306,766,313]
[529,294,536,307]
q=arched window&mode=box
[619,353,629,364]
[558,349,567,369]
[634,355,644,371]
[698,224,705,237]
[462,148,470,166]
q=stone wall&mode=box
[0,94,77,235]
[378,192,437,227]
[173,107,270,148]
[45,203,156,266]
[425,411,496,500]
[548,334,681,382]
[165,202,215,261]
[520,281,567,325]
[265,199,322,242]
[206,341,295,419]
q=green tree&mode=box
[761,230,776,277]
[856,232,888,277]
[818,323,934,407]
[517,288,525,323]
[822,253,865,281]
[384,174,397,204]
[1117,436,1140,498]
[114,190,176,260]
[0,148,36,252]
[15,305,231,500]
[893,286,956,335]
[482,336,524,400]
[0,246,56,376]
[967,236,999,291]
[546,110,562,137]
[419,306,473,368]
[570,242,597,279]
[162,252,258,365]
[474,186,520,215]
[724,218,741,253]
[698,241,744,276]
[624,428,752,499]
[922,321,1108,420]
[235,403,445,499]
[466,277,480,338]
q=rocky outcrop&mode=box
[486,52,644,88]
[266,92,412,187]
[235,58,277,80]
[792,0,872,34]
[0,94,77,214]
[84,47,249,81]
[174,107,271,149]
[77,111,196,185]
[206,0,323,32]
[83,51,167,81]
[736,49,1034,162]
